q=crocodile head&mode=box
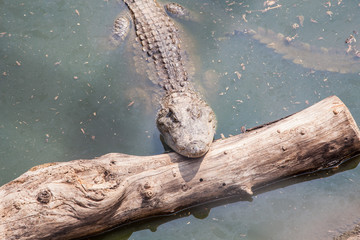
[157,91,216,158]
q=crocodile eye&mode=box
[166,109,173,118]
[167,108,179,123]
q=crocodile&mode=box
[114,0,217,158]
[229,27,360,74]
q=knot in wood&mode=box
[144,190,154,199]
[140,183,154,200]
[37,189,52,204]
[104,170,117,182]
[298,127,306,135]
[172,168,177,177]
[13,202,21,210]
[181,183,188,191]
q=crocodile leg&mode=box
[109,11,132,48]
[164,2,198,22]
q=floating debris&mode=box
[292,23,299,29]
[310,18,318,23]
[354,50,360,58]
[285,34,298,43]
[264,0,277,7]
[326,10,333,17]
[240,63,246,70]
[127,101,135,107]
[345,35,356,44]
[298,15,304,27]
[246,3,281,13]
[234,71,242,80]
[242,14,248,23]
[262,4,281,12]
[346,44,353,53]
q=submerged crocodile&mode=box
[230,27,360,74]
[112,0,216,158]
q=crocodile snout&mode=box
[185,140,209,158]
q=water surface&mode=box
[1,0,360,239]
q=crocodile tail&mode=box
[234,26,360,74]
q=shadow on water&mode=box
[86,155,360,240]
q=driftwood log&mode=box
[1,95,360,240]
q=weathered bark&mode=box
[1,95,360,240]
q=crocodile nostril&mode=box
[184,140,208,158]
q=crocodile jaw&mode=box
[157,91,217,158]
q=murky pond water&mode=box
[1,0,360,239]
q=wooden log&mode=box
[1,95,360,240]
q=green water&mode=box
[1,0,360,239]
